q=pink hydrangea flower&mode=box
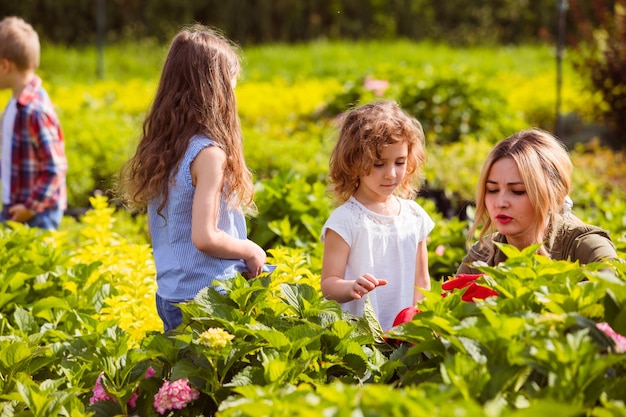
[127,391,139,409]
[90,366,157,406]
[90,372,113,404]
[153,378,200,415]
[596,322,626,353]
[145,366,157,378]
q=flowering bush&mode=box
[89,373,113,405]
[153,379,200,415]
[196,327,235,350]
[90,367,157,412]
[1,175,625,416]
[597,322,626,353]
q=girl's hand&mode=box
[351,273,387,299]
[242,240,267,278]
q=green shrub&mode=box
[250,171,332,263]
[314,71,527,145]
[570,0,626,149]
[398,74,526,145]
[0,189,625,416]
[91,244,626,416]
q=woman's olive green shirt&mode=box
[457,217,618,275]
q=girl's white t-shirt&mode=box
[321,196,435,330]
[1,98,17,205]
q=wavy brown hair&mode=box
[469,128,576,256]
[119,24,254,216]
[328,100,426,204]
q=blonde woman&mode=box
[458,128,616,274]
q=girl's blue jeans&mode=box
[156,294,183,333]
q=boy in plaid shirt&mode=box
[0,16,67,230]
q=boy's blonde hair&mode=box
[329,100,426,204]
[0,16,40,70]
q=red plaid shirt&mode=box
[7,75,67,212]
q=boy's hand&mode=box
[8,204,35,222]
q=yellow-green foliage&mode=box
[238,78,342,122]
[503,65,597,128]
[53,80,154,207]
[267,246,321,290]
[67,195,162,344]
[571,139,626,193]
[0,90,9,106]
[61,198,325,345]
[51,79,156,115]
[237,78,341,178]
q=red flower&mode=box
[460,283,499,302]
[441,274,484,290]
[392,306,421,327]
[442,274,498,302]
[385,306,421,346]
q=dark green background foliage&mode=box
[0,0,613,46]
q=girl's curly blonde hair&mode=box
[328,100,426,204]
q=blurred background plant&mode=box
[569,0,626,149]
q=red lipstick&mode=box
[495,214,513,224]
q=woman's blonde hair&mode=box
[328,100,426,204]
[470,128,574,255]
[120,24,254,216]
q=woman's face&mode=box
[484,157,537,249]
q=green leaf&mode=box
[13,307,37,334]
[31,296,72,318]
[362,297,384,341]
[255,329,291,350]
[0,292,19,310]
[280,283,301,312]
[458,336,486,364]
[0,341,32,369]
[16,380,49,417]
[264,358,288,383]
[171,358,201,381]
